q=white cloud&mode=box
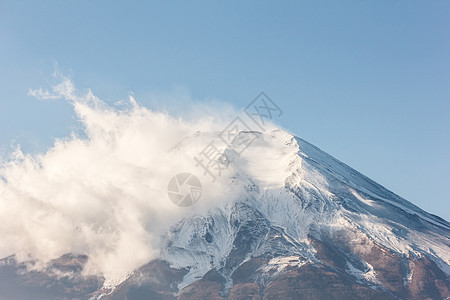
[1,76,289,287]
[2,77,244,285]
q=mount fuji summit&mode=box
[1,129,449,300]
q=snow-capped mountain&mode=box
[1,129,449,299]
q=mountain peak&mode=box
[1,129,448,299]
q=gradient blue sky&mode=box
[0,1,449,220]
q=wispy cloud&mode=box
[2,75,289,287]
[1,76,244,286]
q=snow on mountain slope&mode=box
[1,124,448,299]
[2,79,447,298]
[159,129,450,294]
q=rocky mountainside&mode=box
[1,130,449,299]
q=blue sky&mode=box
[0,1,449,220]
